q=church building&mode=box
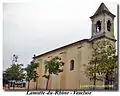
[28,3,116,90]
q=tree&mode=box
[3,71,9,88]
[5,64,25,81]
[97,41,118,90]
[4,64,25,89]
[85,40,118,90]
[24,61,39,94]
[42,56,64,89]
[33,72,39,90]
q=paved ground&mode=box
[3,87,27,91]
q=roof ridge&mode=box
[33,39,89,59]
[94,3,110,15]
[90,3,115,19]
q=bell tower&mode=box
[90,3,116,41]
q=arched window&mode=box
[107,20,111,32]
[70,60,74,71]
[96,21,101,33]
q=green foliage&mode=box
[4,64,25,81]
[43,56,64,89]
[43,56,64,79]
[96,41,118,79]
[24,61,39,82]
[85,40,118,83]
[24,60,39,93]
[3,71,9,86]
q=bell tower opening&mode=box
[96,20,101,33]
[90,3,116,41]
[107,20,111,32]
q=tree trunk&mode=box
[105,73,109,90]
[93,74,96,90]
[46,75,50,90]
[8,83,10,89]
[93,59,97,90]
[13,83,15,90]
[27,80,30,94]
[36,80,37,90]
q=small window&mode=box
[96,21,101,33]
[107,20,111,32]
[70,60,74,71]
